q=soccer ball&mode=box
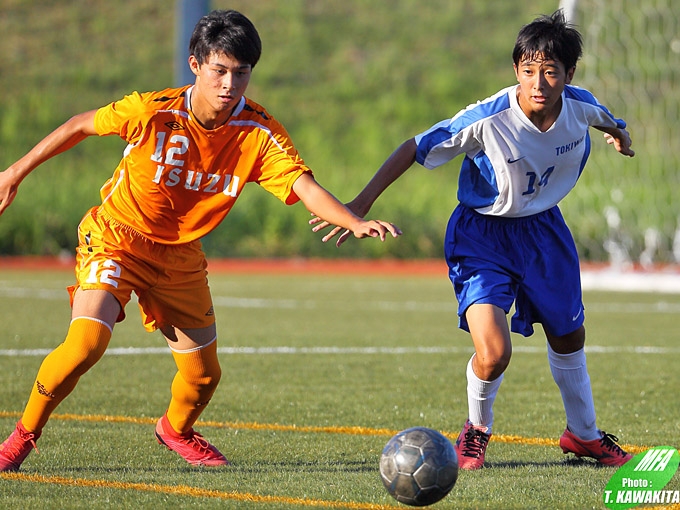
[379,427,458,506]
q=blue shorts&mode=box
[444,204,584,337]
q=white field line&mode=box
[1,279,679,357]
[1,283,680,313]
[1,345,680,357]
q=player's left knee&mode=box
[172,339,222,396]
[547,325,585,353]
[195,365,222,393]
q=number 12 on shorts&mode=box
[86,259,122,288]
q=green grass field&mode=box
[0,267,679,509]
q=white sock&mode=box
[547,344,600,441]
[466,354,503,434]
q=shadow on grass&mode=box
[484,457,614,469]
[37,456,611,478]
[230,459,377,474]
[51,458,377,476]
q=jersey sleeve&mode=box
[93,91,147,144]
[415,88,512,169]
[564,85,626,129]
[248,117,313,205]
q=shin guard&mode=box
[22,317,112,433]
[166,338,221,434]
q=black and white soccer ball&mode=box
[379,427,458,506]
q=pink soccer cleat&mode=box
[155,414,229,467]
[560,428,632,467]
[0,421,40,472]
[454,419,491,470]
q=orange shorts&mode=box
[67,207,215,332]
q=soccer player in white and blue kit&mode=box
[313,10,635,469]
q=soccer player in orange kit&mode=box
[0,9,400,470]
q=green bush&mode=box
[4,0,673,262]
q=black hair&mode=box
[512,9,583,70]
[189,10,262,67]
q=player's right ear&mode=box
[188,55,200,76]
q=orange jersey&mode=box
[94,85,312,244]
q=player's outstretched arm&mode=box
[0,110,98,216]
[310,138,417,246]
[292,173,402,242]
[595,126,635,157]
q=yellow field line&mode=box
[0,471,397,509]
[0,410,666,508]
[0,410,649,454]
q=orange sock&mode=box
[21,317,112,433]
[165,338,221,434]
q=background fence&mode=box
[560,0,680,266]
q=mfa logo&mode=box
[604,446,679,509]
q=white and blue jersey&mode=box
[425,84,627,337]
[415,84,625,217]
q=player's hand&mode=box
[310,198,369,247]
[310,216,353,245]
[604,129,635,157]
[310,215,402,247]
[0,169,20,216]
[351,219,402,242]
